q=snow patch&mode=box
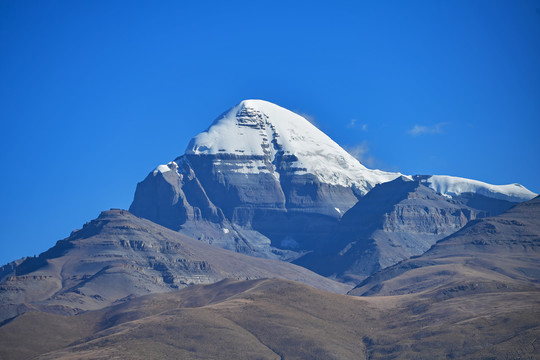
[154,164,171,175]
[426,175,537,202]
[153,162,180,176]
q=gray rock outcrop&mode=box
[295,176,494,283]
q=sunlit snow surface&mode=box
[184,99,400,193]
[425,175,537,202]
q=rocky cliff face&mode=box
[295,176,490,283]
[349,196,540,297]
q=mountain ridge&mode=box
[349,195,540,297]
[0,209,349,323]
[294,176,490,283]
[1,277,537,360]
[130,100,536,272]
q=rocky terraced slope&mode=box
[349,196,540,296]
[0,210,349,323]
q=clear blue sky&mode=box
[1,1,539,265]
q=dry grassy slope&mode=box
[349,196,540,297]
[0,278,538,360]
[0,210,349,323]
[1,197,538,360]
[0,279,373,360]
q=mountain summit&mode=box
[186,99,399,192]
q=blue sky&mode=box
[1,1,539,265]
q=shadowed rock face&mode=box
[131,162,526,285]
[0,210,349,323]
[129,154,358,261]
[349,196,540,297]
[294,176,492,283]
[130,167,523,283]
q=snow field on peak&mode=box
[185,99,400,191]
[149,100,536,204]
[154,164,171,174]
[425,175,537,202]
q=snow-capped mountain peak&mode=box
[132,99,536,265]
[185,99,399,192]
[186,99,338,158]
